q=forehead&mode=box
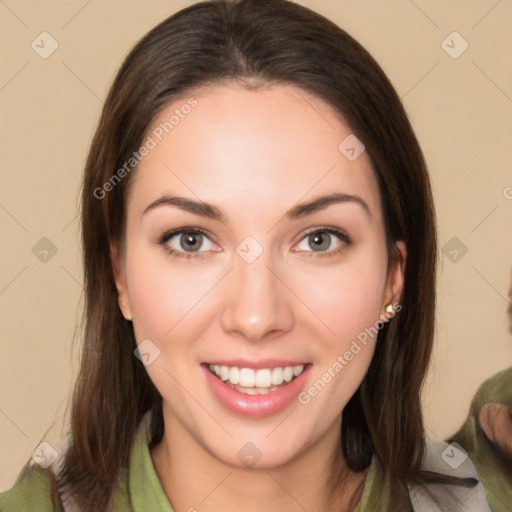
[127,82,381,222]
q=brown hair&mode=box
[18,0,477,509]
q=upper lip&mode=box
[203,359,311,370]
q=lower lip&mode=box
[202,364,312,418]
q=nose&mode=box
[220,249,294,343]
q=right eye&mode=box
[160,227,216,259]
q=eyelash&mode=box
[159,226,351,260]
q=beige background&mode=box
[1,0,511,491]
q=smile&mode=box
[202,362,312,418]
[208,364,306,395]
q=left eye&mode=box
[295,228,349,255]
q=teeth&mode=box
[228,366,239,385]
[255,369,272,387]
[239,368,255,387]
[219,365,229,381]
[209,364,306,388]
[271,367,283,385]
[226,381,282,395]
[239,386,258,395]
[293,365,303,376]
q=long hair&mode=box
[17,0,476,509]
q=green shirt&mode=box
[0,413,490,511]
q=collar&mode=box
[128,412,175,512]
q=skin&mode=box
[112,82,406,512]
[479,403,512,461]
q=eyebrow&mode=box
[142,192,371,223]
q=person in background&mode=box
[447,268,512,511]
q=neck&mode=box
[150,409,368,512]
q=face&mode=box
[112,82,405,469]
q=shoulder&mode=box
[0,465,57,512]
[407,438,491,512]
[448,368,512,512]
[0,413,157,512]
[471,366,512,413]
[447,367,512,460]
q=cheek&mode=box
[294,255,387,348]
[299,252,388,410]
[126,242,220,342]
[295,264,383,413]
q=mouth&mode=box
[205,363,309,395]
[201,361,312,418]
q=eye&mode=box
[159,228,215,259]
[294,227,351,258]
[159,226,351,261]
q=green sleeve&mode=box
[447,367,512,512]
[0,466,58,512]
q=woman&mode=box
[0,0,491,510]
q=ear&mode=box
[381,240,406,317]
[110,240,132,321]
